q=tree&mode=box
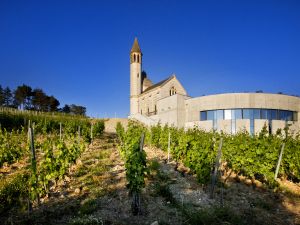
[14,84,32,110]
[48,96,60,112]
[3,87,13,107]
[0,85,4,106]
[61,104,71,113]
[32,88,48,111]
[70,104,86,116]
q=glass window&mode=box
[207,110,215,121]
[200,111,207,121]
[269,109,278,120]
[243,109,251,119]
[216,110,224,120]
[279,110,287,121]
[224,109,232,120]
[261,109,268,119]
[286,111,293,121]
[234,109,242,119]
[253,109,260,119]
[199,108,295,122]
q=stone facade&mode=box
[129,39,300,135]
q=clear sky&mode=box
[1,0,299,118]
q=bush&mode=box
[93,120,105,138]
[0,172,29,214]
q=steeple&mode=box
[131,37,141,53]
[130,38,142,115]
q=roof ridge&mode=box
[142,74,176,93]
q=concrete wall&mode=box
[218,120,231,133]
[157,94,179,126]
[155,94,189,127]
[236,119,250,133]
[185,121,213,131]
[185,93,300,123]
[254,119,268,134]
[184,93,300,134]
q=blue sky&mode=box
[0,0,299,118]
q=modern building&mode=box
[129,38,300,135]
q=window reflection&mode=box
[199,108,297,134]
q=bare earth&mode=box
[1,132,300,225]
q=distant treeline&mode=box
[0,84,86,116]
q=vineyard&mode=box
[0,109,105,218]
[0,111,300,224]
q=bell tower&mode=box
[130,37,142,115]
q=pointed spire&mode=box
[131,37,141,53]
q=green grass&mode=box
[182,205,245,225]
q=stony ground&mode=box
[1,132,300,225]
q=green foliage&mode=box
[68,215,103,225]
[92,120,105,138]
[79,198,98,215]
[115,121,125,144]
[0,172,29,214]
[37,136,86,197]
[0,108,90,135]
[116,121,148,194]
[148,124,300,186]
[182,205,245,225]
[150,123,161,147]
[0,128,26,167]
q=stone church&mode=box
[129,38,300,135]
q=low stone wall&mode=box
[104,118,128,133]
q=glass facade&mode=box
[199,108,297,135]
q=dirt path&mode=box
[2,133,300,225]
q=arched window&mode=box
[169,87,177,96]
[133,54,136,62]
[137,73,139,78]
[137,55,140,63]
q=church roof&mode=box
[143,77,153,87]
[143,75,175,93]
[131,38,141,53]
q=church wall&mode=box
[139,88,161,116]
[156,94,179,126]
[160,78,187,99]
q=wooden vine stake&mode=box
[90,124,93,140]
[210,138,223,199]
[78,126,81,141]
[274,143,285,180]
[167,131,171,163]
[59,122,62,140]
[29,124,40,210]
[132,132,145,215]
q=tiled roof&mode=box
[143,75,175,93]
